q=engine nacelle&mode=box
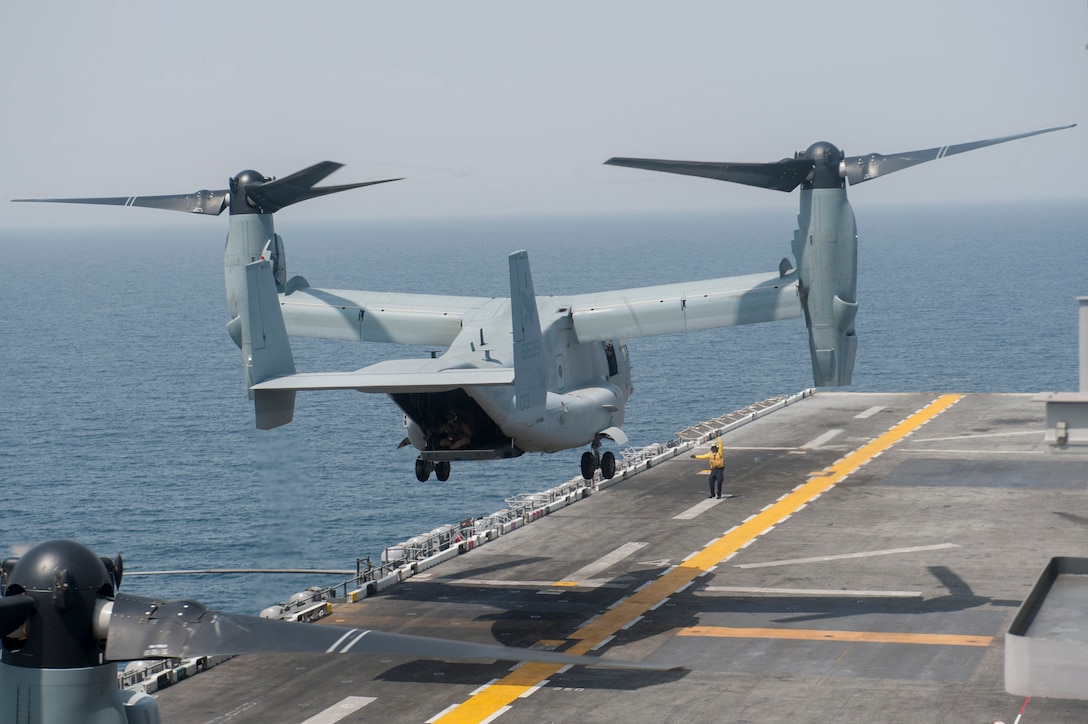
[792,186,858,386]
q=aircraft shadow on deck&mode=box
[372,563,687,687]
[350,555,1026,688]
[679,565,1020,625]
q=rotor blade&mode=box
[258,160,345,190]
[605,157,813,192]
[246,161,402,213]
[0,593,34,637]
[842,124,1075,185]
[12,189,229,215]
[104,593,674,671]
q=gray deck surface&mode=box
[153,392,1088,723]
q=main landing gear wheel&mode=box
[415,458,434,482]
[435,461,451,481]
[580,452,596,480]
[601,451,616,480]
[580,437,618,481]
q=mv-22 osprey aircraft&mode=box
[16,125,1072,481]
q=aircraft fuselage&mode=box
[398,309,632,459]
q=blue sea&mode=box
[2,200,1084,614]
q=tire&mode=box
[580,451,596,480]
[601,451,616,479]
[415,458,431,482]
[435,461,451,481]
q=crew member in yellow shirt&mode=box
[691,435,725,498]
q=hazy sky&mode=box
[2,1,1085,229]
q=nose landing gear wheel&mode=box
[415,458,434,482]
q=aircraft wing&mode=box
[251,359,514,394]
[279,270,799,346]
[563,269,800,342]
[280,287,497,345]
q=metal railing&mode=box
[119,659,177,690]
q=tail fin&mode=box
[508,251,546,423]
[243,259,297,429]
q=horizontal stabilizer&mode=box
[253,363,514,394]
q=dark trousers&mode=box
[708,468,724,497]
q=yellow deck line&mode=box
[432,394,963,723]
[677,625,992,647]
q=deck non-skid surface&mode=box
[154,392,1088,723]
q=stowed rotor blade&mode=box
[605,157,813,192]
[0,593,34,637]
[246,161,402,213]
[13,189,228,215]
[104,593,674,671]
[842,124,1075,185]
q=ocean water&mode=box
[1,200,1084,614]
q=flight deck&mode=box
[152,391,1088,723]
